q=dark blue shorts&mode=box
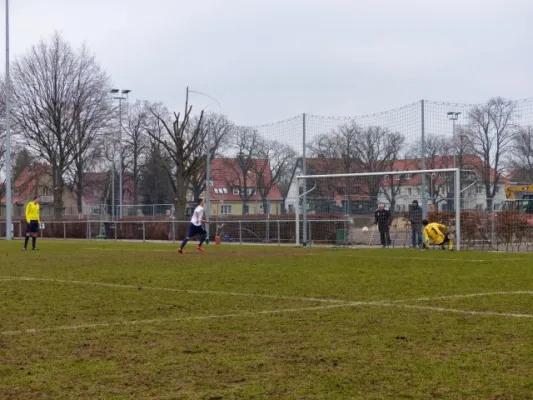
[187,223,206,238]
[26,220,39,234]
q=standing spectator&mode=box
[375,203,391,248]
[409,200,423,248]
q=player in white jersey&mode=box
[179,198,209,254]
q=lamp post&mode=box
[4,0,13,240]
[111,89,131,218]
[447,111,461,168]
[187,88,223,243]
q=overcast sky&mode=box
[1,0,532,125]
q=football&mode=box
[362,226,369,233]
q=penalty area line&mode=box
[0,276,347,304]
[2,299,533,337]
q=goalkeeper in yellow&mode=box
[422,219,454,250]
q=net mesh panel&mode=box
[210,115,303,244]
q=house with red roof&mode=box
[285,155,509,214]
[0,164,135,219]
[207,158,284,216]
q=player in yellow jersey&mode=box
[24,195,40,251]
[422,219,454,250]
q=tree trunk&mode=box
[76,164,83,214]
[173,172,187,221]
[53,186,64,219]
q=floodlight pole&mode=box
[111,89,131,219]
[5,0,12,240]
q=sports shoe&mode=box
[178,249,184,254]
[196,246,204,252]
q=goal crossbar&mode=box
[295,168,461,250]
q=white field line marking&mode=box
[1,276,532,306]
[3,299,533,337]
[0,276,347,304]
[84,247,533,263]
[375,302,533,319]
[0,302,366,336]
[393,291,533,303]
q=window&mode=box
[396,175,401,181]
[221,205,232,215]
[214,188,220,194]
[405,173,412,180]
[243,204,250,215]
[41,186,50,196]
[384,175,389,182]
[476,186,483,194]
[222,188,228,194]
[407,188,412,196]
[233,188,239,195]
[476,204,484,210]
[416,187,421,195]
[495,186,500,194]
[247,188,255,196]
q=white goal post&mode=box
[295,168,462,250]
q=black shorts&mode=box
[187,223,206,238]
[27,220,39,234]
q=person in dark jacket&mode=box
[409,200,423,248]
[374,203,391,248]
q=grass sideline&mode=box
[1,240,533,399]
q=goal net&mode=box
[294,168,464,250]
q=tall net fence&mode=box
[3,97,533,250]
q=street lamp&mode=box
[447,111,461,168]
[187,87,223,242]
[111,88,131,218]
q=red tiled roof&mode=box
[209,158,283,202]
[0,163,49,204]
[305,155,506,186]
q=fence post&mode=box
[63,222,66,239]
[142,221,146,242]
[114,221,117,240]
[239,220,242,244]
[87,220,91,240]
[491,201,496,249]
[172,220,176,243]
[153,204,155,221]
[308,221,311,245]
[302,113,308,246]
[277,220,280,246]
[18,221,22,238]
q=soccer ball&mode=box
[362,226,369,233]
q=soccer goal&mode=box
[294,168,464,250]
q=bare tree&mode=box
[253,139,297,214]
[308,122,405,211]
[123,100,150,205]
[144,101,205,219]
[223,127,261,214]
[10,33,112,217]
[188,113,234,202]
[463,97,516,210]
[508,126,533,182]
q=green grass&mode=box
[1,241,533,399]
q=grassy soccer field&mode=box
[1,241,533,399]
